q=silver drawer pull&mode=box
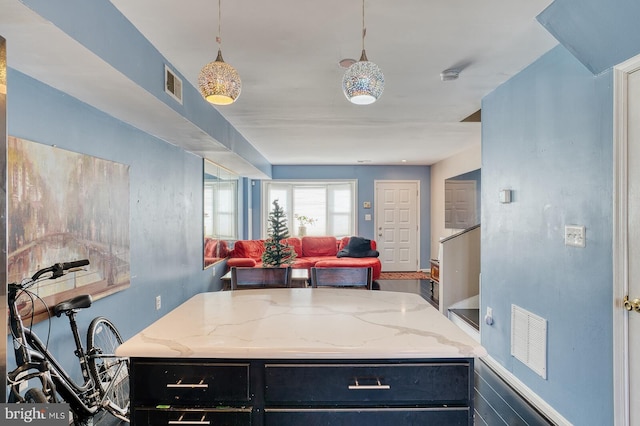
[348,378,391,390]
[168,414,210,425]
[166,379,208,389]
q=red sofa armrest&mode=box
[227,258,257,268]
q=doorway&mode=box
[374,180,419,272]
[613,53,640,426]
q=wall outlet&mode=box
[485,307,494,325]
[155,295,161,310]
[564,225,586,248]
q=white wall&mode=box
[429,144,481,258]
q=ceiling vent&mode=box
[164,65,183,104]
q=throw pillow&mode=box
[337,236,379,258]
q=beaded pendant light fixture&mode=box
[342,0,384,105]
[198,0,241,105]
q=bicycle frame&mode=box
[22,327,100,418]
[7,263,101,419]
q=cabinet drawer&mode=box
[264,407,470,426]
[264,362,470,406]
[133,407,252,425]
[132,361,250,405]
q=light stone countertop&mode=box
[116,289,487,359]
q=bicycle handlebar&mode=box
[61,259,90,271]
[31,259,90,281]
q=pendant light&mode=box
[342,0,384,105]
[198,0,241,105]
[0,38,6,95]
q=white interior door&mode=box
[374,181,419,272]
[614,56,640,426]
[626,66,640,425]
[444,180,477,229]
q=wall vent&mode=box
[511,304,547,379]
[164,65,183,104]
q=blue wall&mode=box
[481,45,613,425]
[250,165,432,268]
[5,71,224,379]
[538,0,640,75]
[7,0,640,422]
[19,0,272,178]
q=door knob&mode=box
[624,296,640,312]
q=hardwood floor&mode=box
[96,280,553,426]
[377,278,554,426]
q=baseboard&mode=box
[481,356,571,426]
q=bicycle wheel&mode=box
[24,387,48,403]
[86,317,129,420]
[72,412,94,426]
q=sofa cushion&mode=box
[338,236,350,251]
[291,258,316,270]
[282,237,303,257]
[232,240,265,260]
[302,236,338,257]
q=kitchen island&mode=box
[117,288,487,425]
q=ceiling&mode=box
[1,0,558,173]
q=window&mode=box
[204,160,238,269]
[204,178,237,240]
[262,180,356,238]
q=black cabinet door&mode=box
[265,362,471,406]
[264,408,470,426]
[133,407,253,425]
[132,361,250,405]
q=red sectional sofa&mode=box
[204,238,229,267]
[226,236,382,280]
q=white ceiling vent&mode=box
[164,64,182,104]
[511,304,547,379]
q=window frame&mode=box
[203,160,239,270]
[261,179,357,238]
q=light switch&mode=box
[499,189,512,203]
[364,214,372,221]
[565,225,586,248]
[363,201,371,209]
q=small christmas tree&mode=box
[262,199,297,267]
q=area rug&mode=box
[378,271,431,280]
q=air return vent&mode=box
[511,304,547,379]
[164,65,183,104]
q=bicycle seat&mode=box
[54,294,93,317]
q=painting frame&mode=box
[7,136,130,323]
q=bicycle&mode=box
[7,259,130,425]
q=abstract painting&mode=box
[7,136,130,322]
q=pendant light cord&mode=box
[216,0,222,47]
[361,0,366,52]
